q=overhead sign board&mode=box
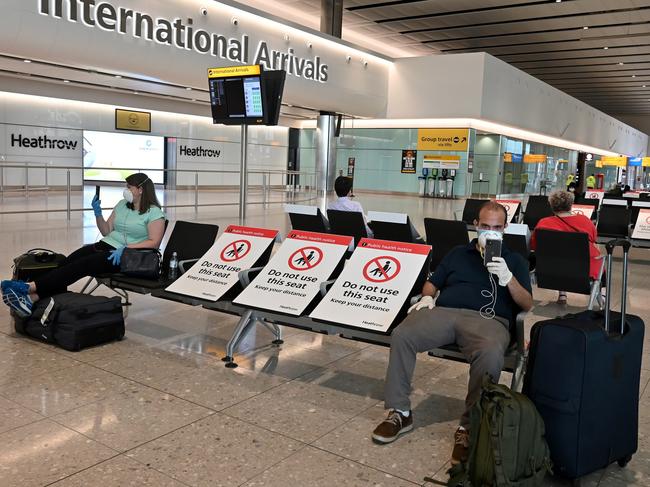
[601,156,628,167]
[417,129,469,151]
[207,65,261,78]
[310,239,430,333]
[503,153,522,163]
[165,225,277,301]
[523,154,547,164]
[233,230,352,316]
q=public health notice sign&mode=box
[632,209,650,240]
[310,239,431,333]
[495,199,521,223]
[233,230,352,316]
[585,190,605,201]
[165,225,278,301]
[571,204,595,219]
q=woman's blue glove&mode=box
[107,246,125,266]
[91,195,103,217]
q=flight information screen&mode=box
[209,75,264,123]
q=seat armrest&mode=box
[319,279,335,296]
[238,267,264,287]
[178,259,198,274]
[515,311,527,355]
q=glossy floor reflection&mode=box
[0,189,649,486]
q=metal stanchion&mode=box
[66,170,71,221]
[194,172,199,215]
[238,126,249,223]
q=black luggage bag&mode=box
[14,292,125,351]
[13,248,66,281]
[523,239,644,480]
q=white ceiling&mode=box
[247,0,650,116]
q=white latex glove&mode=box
[407,295,435,314]
[486,256,513,286]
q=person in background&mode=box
[530,190,602,304]
[1,173,165,317]
[372,201,532,466]
[586,174,596,190]
[328,176,374,237]
[566,173,575,190]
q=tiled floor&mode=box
[1,188,649,486]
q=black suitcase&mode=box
[13,248,66,282]
[13,292,125,351]
[523,239,644,480]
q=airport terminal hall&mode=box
[4,1,650,486]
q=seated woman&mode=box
[2,172,165,317]
[530,190,602,304]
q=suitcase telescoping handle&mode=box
[604,239,631,334]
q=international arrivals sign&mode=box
[37,0,329,82]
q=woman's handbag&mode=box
[119,249,162,279]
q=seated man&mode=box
[371,201,533,466]
[328,176,374,237]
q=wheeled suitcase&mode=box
[13,292,125,351]
[523,239,644,480]
[13,248,66,281]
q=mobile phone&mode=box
[95,185,101,199]
[483,238,502,266]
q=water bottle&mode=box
[168,251,178,280]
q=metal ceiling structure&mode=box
[254,0,650,116]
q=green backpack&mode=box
[448,379,552,487]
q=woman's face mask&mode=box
[123,188,134,203]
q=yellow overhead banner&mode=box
[417,128,469,151]
[601,156,627,167]
[523,154,547,164]
[207,65,261,78]
[115,109,151,132]
[642,157,650,167]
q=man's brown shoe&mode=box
[372,410,413,444]
[451,427,470,465]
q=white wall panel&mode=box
[0,92,288,187]
[387,54,485,119]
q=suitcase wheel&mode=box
[617,455,632,468]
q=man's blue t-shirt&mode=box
[428,240,531,328]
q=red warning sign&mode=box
[220,239,251,262]
[362,256,401,283]
[288,246,323,271]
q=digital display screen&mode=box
[209,75,264,123]
[82,131,165,184]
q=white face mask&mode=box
[123,188,134,203]
[477,229,503,248]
